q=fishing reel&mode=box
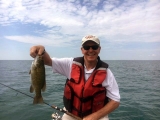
[52,112,61,120]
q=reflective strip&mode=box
[97,68,107,71]
[73,61,82,66]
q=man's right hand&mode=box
[30,45,52,66]
[30,45,45,58]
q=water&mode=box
[0,60,160,120]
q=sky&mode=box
[0,0,160,60]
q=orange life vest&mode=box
[63,57,109,118]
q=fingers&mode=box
[30,45,45,58]
[38,46,45,56]
[30,47,37,58]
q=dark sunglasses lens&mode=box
[83,46,90,50]
[92,45,99,50]
[83,45,99,50]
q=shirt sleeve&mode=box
[102,68,120,102]
[51,57,73,78]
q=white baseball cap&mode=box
[82,35,100,45]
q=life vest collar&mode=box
[71,56,108,84]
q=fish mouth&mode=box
[32,60,39,67]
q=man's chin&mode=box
[87,57,97,62]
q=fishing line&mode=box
[0,83,82,120]
[0,83,34,99]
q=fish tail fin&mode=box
[33,96,43,104]
[30,85,34,93]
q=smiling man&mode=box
[30,35,120,120]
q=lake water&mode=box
[0,60,160,120]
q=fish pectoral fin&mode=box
[30,85,34,93]
[42,80,46,92]
[29,70,31,74]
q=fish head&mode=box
[34,55,44,67]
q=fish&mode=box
[29,55,46,104]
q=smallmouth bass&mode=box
[29,55,46,104]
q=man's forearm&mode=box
[96,100,120,118]
[83,100,120,120]
[43,51,52,66]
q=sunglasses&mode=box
[83,45,99,50]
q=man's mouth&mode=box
[87,53,95,56]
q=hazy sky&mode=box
[0,0,160,60]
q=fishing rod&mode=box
[0,83,82,120]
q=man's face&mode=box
[81,41,101,62]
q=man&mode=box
[30,35,120,120]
